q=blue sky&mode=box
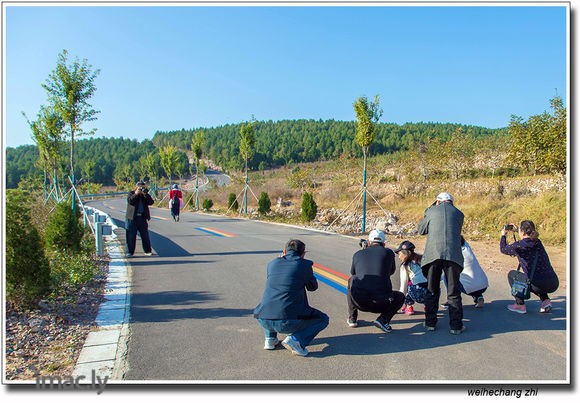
[4,2,568,148]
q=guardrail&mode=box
[83,206,116,257]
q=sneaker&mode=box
[282,336,309,357]
[450,326,466,335]
[125,253,133,258]
[399,304,407,314]
[264,337,280,350]
[540,299,552,313]
[373,319,393,333]
[440,302,450,309]
[346,318,358,328]
[507,303,527,314]
[144,252,153,256]
[404,305,415,315]
[475,296,485,308]
[424,323,436,331]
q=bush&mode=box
[301,192,318,222]
[228,193,239,211]
[6,190,51,308]
[44,197,84,252]
[202,198,214,211]
[258,192,271,214]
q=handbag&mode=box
[509,248,539,300]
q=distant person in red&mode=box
[168,184,183,222]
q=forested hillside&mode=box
[6,120,505,188]
[153,120,506,171]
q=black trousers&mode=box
[508,271,559,304]
[126,216,152,255]
[423,259,463,330]
[347,280,405,324]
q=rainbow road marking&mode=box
[195,227,237,238]
[313,263,349,295]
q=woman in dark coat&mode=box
[500,220,559,314]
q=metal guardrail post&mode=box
[96,221,104,256]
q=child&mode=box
[396,240,428,315]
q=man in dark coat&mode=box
[254,240,329,357]
[347,229,405,332]
[418,192,465,334]
[125,181,155,257]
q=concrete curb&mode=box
[73,211,130,381]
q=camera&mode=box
[139,187,149,193]
[359,239,368,249]
[503,224,517,232]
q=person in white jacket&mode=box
[449,236,488,308]
[396,241,428,315]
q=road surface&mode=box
[89,198,568,383]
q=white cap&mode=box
[368,229,385,243]
[436,192,454,203]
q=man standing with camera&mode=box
[347,229,404,332]
[418,192,465,334]
[125,180,155,257]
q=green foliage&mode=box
[48,230,100,295]
[6,190,51,308]
[258,192,271,214]
[287,167,313,191]
[44,197,84,252]
[301,192,318,222]
[240,120,256,170]
[354,95,383,153]
[228,193,239,211]
[42,49,100,177]
[507,96,567,175]
[202,198,214,211]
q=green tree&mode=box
[159,144,179,181]
[301,192,318,222]
[228,193,239,211]
[258,192,271,214]
[191,130,206,209]
[42,50,100,190]
[44,197,84,252]
[6,190,51,308]
[353,95,383,232]
[507,96,567,175]
[24,105,65,201]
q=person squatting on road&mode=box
[458,236,489,308]
[125,180,155,257]
[168,183,183,222]
[254,240,329,357]
[418,192,465,335]
[396,240,428,316]
[501,220,559,314]
[347,230,405,332]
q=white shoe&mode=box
[282,336,309,356]
[264,337,280,350]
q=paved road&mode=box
[89,198,568,383]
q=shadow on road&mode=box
[310,297,567,357]
[130,290,253,323]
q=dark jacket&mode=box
[126,191,155,221]
[254,251,319,320]
[349,244,396,300]
[418,202,464,268]
[500,236,558,282]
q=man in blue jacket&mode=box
[254,240,329,357]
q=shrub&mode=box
[301,192,318,222]
[6,190,51,308]
[44,197,84,252]
[228,193,239,211]
[258,192,271,214]
[202,198,214,211]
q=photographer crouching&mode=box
[501,220,559,314]
[347,229,405,332]
[125,180,155,257]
